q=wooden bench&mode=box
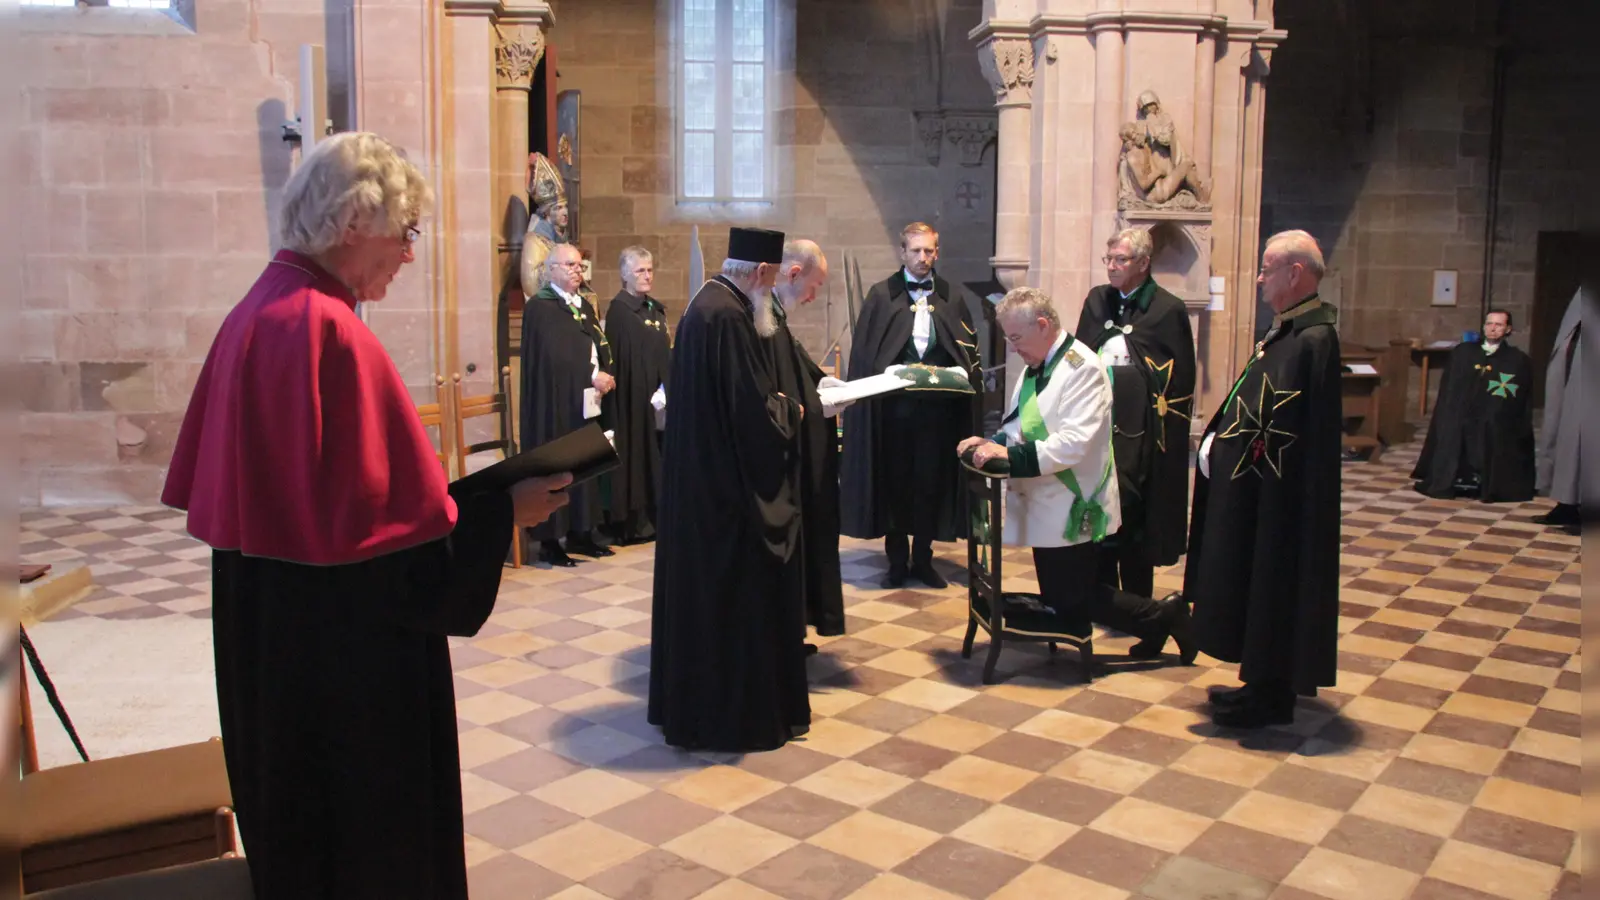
[26,856,251,899]
[20,739,237,893]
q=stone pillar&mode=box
[976,32,1035,290]
[491,15,546,301]
[1193,29,1217,185]
[1088,22,1125,272]
[972,2,1283,440]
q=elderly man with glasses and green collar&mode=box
[1073,228,1197,652]
[520,242,618,567]
[959,287,1195,668]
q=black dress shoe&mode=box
[1127,593,1188,661]
[1207,683,1251,707]
[910,562,948,589]
[1534,503,1581,526]
[539,546,579,567]
[1211,695,1295,728]
[881,564,908,589]
[566,537,615,558]
[1166,597,1197,665]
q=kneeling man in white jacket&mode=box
[958,287,1194,663]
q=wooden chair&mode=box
[415,374,454,478]
[452,367,523,568]
[20,739,238,892]
[25,856,252,899]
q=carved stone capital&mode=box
[913,111,946,166]
[978,38,1035,106]
[944,116,998,167]
[912,109,997,168]
[494,24,545,89]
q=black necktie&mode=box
[908,280,933,293]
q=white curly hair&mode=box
[278,132,432,255]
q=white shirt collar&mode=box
[1036,329,1069,369]
[1484,340,1501,354]
[553,284,582,306]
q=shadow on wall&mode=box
[256,98,294,254]
[1258,0,1373,339]
[791,0,997,312]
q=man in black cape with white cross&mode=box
[1074,227,1196,636]
[840,221,980,588]
[648,227,811,752]
[602,245,671,544]
[1411,309,1536,504]
[1186,230,1342,729]
[763,239,848,643]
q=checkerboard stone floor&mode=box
[20,441,1584,900]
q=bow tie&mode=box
[907,280,933,294]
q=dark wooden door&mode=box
[1528,231,1591,407]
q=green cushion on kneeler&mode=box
[890,364,976,394]
[971,592,1093,641]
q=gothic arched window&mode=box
[677,0,774,204]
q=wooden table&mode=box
[1411,343,1458,417]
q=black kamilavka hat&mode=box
[727,227,784,264]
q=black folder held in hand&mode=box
[450,423,619,496]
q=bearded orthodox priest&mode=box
[602,245,672,544]
[648,227,811,752]
[1186,230,1342,729]
[840,222,980,589]
[1074,227,1196,628]
[764,239,848,642]
[1412,309,1536,503]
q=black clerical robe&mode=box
[647,276,810,751]
[765,293,845,636]
[520,285,604,540]
[1075,278,1196,567]
[213,487,513,899]
[839,271,979,541]
[1412,340,1536,503]
[603,290,671,539]
[1186,298,1342,696]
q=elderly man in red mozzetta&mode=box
[162,132,571,899]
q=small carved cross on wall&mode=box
[955,181,982,210]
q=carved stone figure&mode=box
[520,152,570,294]
[1119,90,1211,210]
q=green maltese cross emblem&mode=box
[1487,372,1518,398]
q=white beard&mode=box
[752,292,780,338]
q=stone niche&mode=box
[1122,210,1212,307]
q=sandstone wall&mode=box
[549,0,999,362]
[1260,0,1598,356]
[19,0,1000,506]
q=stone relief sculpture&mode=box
[1119,90,1212,211]
[520,152,569,295]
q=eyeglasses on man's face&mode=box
[553,260,584,270]
[404,225,422,244]
[1102,254,1135,267]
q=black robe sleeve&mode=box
[327,488,515,637]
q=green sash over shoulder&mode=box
[1017,337,1114,543]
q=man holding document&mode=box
[840,222,980,588]
[520,243,617,566]
[649,227,812,752]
